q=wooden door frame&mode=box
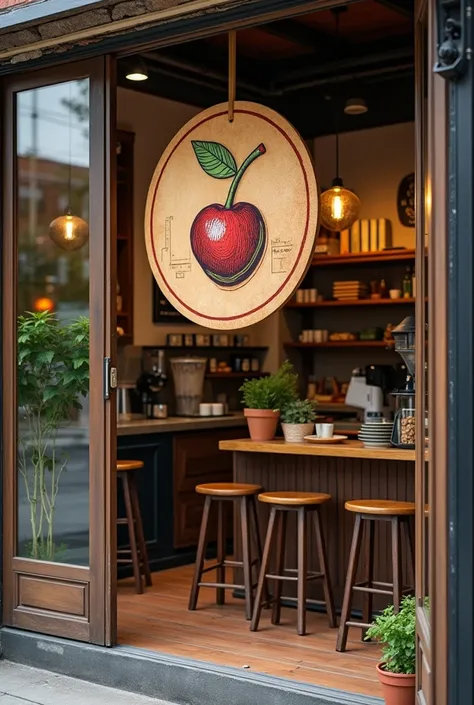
[1,56,117,645]
[415,0,448,704]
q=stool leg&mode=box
[313,507,336,628]
[336,514,363,652]
[121,473,142,595]
[216,500,226,606]
[128,473,152,588]
[362,519,374,640]
[402,517,415,590]
[249,496,270,605]
[391,517,402,612]
[297,507,308,636]
[251,506,277,632]
[272,510,287,625]
[241,496,253,620]
[188,495,212,611]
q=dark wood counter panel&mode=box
[220,440,414,615]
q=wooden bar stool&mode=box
[117,460,152,595]
[188,482,264,620]
[250,491,336,637]
[336,499,415,652]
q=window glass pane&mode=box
[16,80,90,565]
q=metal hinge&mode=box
[435,0,469,79]
[103,357,117,400]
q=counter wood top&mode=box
[117,413,247,436]
[219,438,416,461]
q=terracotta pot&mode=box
[376,663,416,705]
[281,422,314,443]
[244,408,280,441]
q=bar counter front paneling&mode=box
[219,439,415,614]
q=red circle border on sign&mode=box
[149,108,311,322]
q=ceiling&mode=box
[117,0,414,139]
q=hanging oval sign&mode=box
[397,172,415,228]
[145,101,319,329]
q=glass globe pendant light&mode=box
[49,85,89,251]
[49,208,89,251]
[320,9,361,232]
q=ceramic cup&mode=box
[211,403,224,416]
[316,423,334,438]
[199,403,212,416]
[309,289,318,302]
[296,289,305,303]
[389,289,402,299]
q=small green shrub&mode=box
[281,399,317,424]
[365,596,416,674]
[239,360,298,411]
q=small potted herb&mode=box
[281,399,317,443]
[239,360,298,441]
[365,596,416,705]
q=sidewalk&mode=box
[0,661,171,704]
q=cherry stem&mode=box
[224,143,266,209]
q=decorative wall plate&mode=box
[145,101,319,329]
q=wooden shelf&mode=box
[144,345,269,352]
[205,372,269,379]
[286,297,416,309]
[285,341,395,349]
[311,249,416,267]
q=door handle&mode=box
[104,357,117,400]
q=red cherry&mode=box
[190,202,266,287]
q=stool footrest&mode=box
[198,581,255,591]
[344,620,372,630]
[353,585,393,596]
[266,570,324,582]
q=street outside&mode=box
[0,662,171,705]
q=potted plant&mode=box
[17,311,90,561]
[239,360,298,441]
[365,596,416,705]
[280,399,317,442]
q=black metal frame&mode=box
[446,75,474,705]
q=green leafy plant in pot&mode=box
[365,596,416,705]
[17,311,90,561]
[239,360,298,441]
[281,399,317,443]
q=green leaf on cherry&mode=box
[191,141,237,179]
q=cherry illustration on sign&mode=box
[190,140,267,289]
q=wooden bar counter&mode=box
[219,438,415,613]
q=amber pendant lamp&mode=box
[49,83,89,251]
[319,8,361,232]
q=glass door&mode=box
[2,58,117,645]
[414,0,448,703]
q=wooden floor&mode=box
[118,563,382,698]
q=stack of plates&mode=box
[358,421,394,448]
[333,281,368,301]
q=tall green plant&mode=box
[17,311,90,561]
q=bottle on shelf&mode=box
[306,375,316,400]
[379,279,388,298]
[403,267,412,298]
[116,283,122,313]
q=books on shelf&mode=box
[345,218,392,254]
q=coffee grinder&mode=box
[136,349,168,418]
[390,316,416,448]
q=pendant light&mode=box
[320,9,361,232]
[126,58,148,82]
[49,85,89,252]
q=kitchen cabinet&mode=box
[117,425,247,574]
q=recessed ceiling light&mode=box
[344,98,368,115]
[126,59,148,82]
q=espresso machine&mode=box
[136,349,168,419]
[345,366,387,421]
[390,316,416,448]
